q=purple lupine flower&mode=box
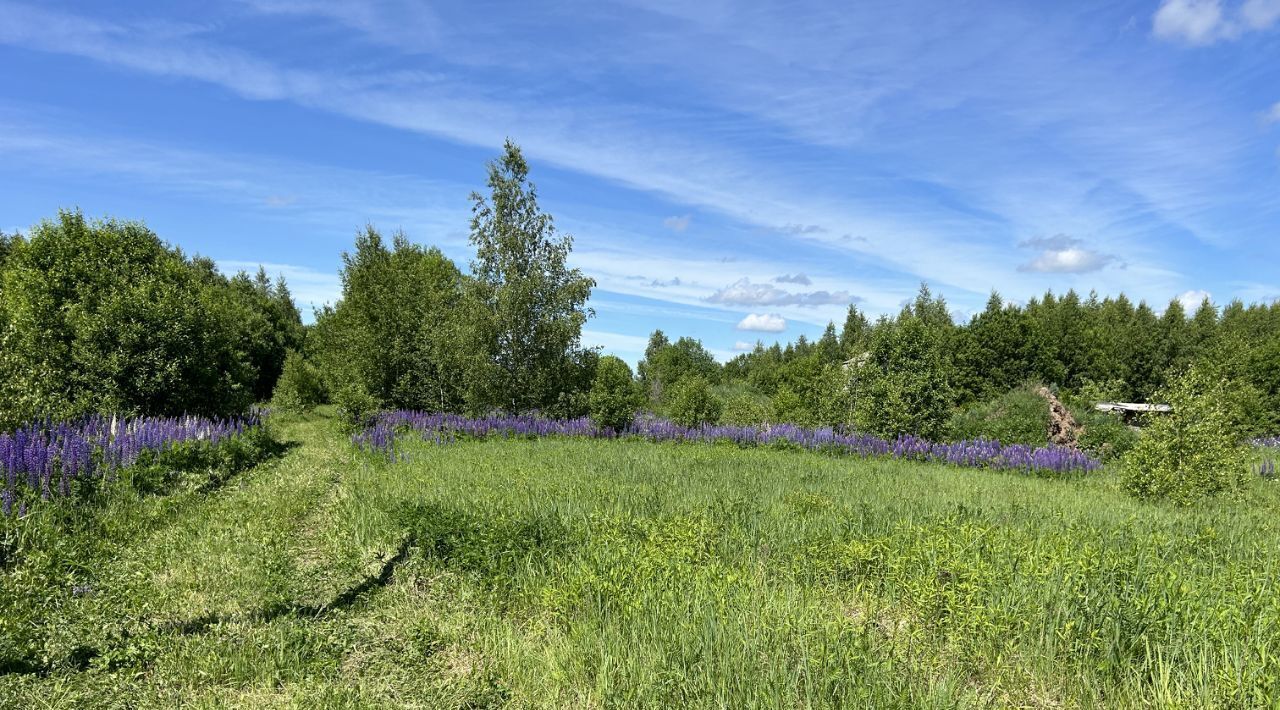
[0,410,262,518]
[353,409,1101,474]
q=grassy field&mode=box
[3,410,1280,708]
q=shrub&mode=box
[310,230,467,415]
[333,386,381,433]
[946,386,1049,446]
[0,211,267,425]
[667,376,722,428]
[720,387,771,426]
[1073,408,1138,461]
[588,356,642,432]
[1123,364,1250,504]
[769,386,807,426]
[272,351,327,413]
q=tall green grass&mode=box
[3,410,1279,707]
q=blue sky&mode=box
[1,1,1278,364]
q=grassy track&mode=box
[3,410,1280,708]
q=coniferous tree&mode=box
[816,322,842,365]
[840,304,870,355]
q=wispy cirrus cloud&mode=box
[0,0,1132,305]
[773,223,826,236]
[774,273,812,285]
[707,277,854,307]
[234,0,442,51]
[0,0,1272,331]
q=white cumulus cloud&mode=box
[1153,0,1280,44]
[1154,0,1228,44]
[736,313,787,332]
[1016,234,1116,274]
[1176,289,1213,312]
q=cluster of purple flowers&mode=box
[1256,459,1277,480]
[355,410,1100,475]
[1,412,262,518]
[1254,436,1280,449]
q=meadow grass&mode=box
[3,409,1279,708]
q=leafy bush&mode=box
[333,386,381,433]
[1073,408,1138,461]
[769,386,807,426]
[588,356,642,432]
[720,386,771,426]
[947,386,1049,446]
[667,376,722,428]
[0,212,263,426]
[271,351,327,413]
[0,211,302,427]
[1123,364,1250,504]
[310,229,467,415]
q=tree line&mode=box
[4,139,1279,463]
[0,141,599,430]
[639,284,1280,441]
[0,213,304,428]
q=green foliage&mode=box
[666,376,722,428]
[542,349,599,420]
[1123,364,1250,504]
[839,304,870,355]
[311,228,466,413]
[1074,409,1138,461]
[333,385,380,433]
[768,385,806,426]
[1062,381,1139,461]
[718,385,771,426]
[463,140,596,413]
[271,351,327,413]
[221,267,306,402]
[638,333,720,403]
[588,356,642,432]
[947,385,1049,446]
[851,292,956,439]
[8,412,1280,706]
[952,292,1035,403]
[0,211,296,425]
